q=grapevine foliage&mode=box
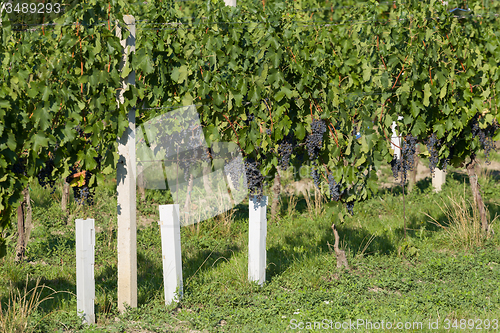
[1,0,500,244]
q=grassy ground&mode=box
[1,154,500,332]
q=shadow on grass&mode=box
[266,222,396,281]
[182,243,241,285]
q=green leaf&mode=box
[171,65,188,84]
[362,62,371,82]
[213,93,223,106]
[0,100,10,110]
[433,123,445,138]
[133,48,154,74]
[439,83,447,99]
[6,133,16,151]
[120,62,132,79]
[233,93,243,106]
[355,154,366,167]
[41,86,51,102]
[33,105,51,131]
[102,164,113,175]
[295,123,305,141]
[411,116,426,136]
[410,100,421,118]
[423,83,431,107]
[275,90,285,102]
[32,132,49,152]
[381,72,390,89]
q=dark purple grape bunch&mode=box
[278,131,295,170]
[75,125,84,137]
[391,157,402,180]
[471,116,499,164]
[12,158,27,176]
[426,133,440,177]
[37,158,56,193]
[66,166,95,206]
[392,134,417,184]
[328,173,341,202]
[305,119,327,161]
[75,124,91,140]
[311,167,320,189]
[244,158,265,209]
[244,112,255,126]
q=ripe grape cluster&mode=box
[426,133,440,176]
[12,158,26,176]
[244,158,265,208]
[266,128,272,136]
[278,131,294,170]
[66,166,95,206]
[392,134,418,184]
[75,187,94,206]
[471,116,499,164]
[37,158,56,193]
[305,119,326,161]
[75,125,84,137]
[328,173,341,201]
[244,112,255,126]
[391,156,402,180]
[311,167,320,189]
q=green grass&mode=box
[1,154,500,332]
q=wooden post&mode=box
[248,196,267,286]
[116,15,137,312]
[76,219,95,324]
[15,186,32,262]
[432,168,446,192]
[159,205,183,305]
[61,179,70,212]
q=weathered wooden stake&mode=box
[159,205,183,305]
[116,15,137,312]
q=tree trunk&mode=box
[61,178,70,212]
[202,148,214,197]
[270,170,281,221]
[466,154,489,233]
[331,224,349,269]
[15,186,32,262]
